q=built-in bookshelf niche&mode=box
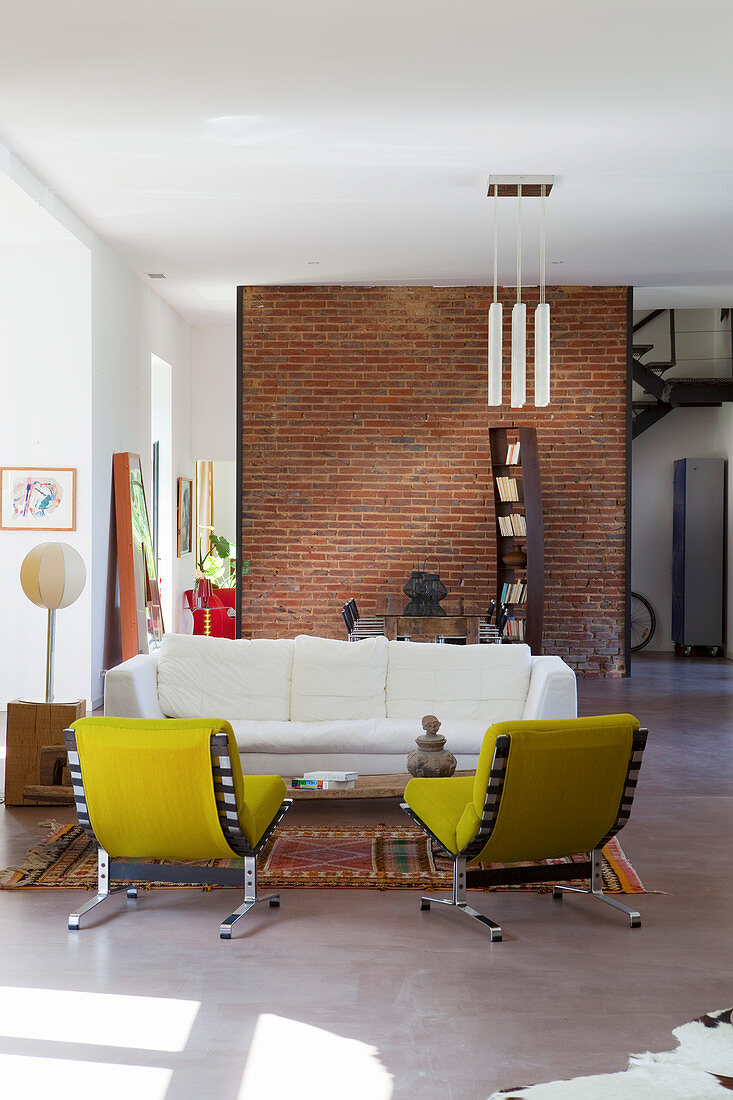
[489,426,544,653]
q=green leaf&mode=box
[210,533,232,559]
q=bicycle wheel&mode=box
[630,592,656,652]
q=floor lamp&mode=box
[20,542,86,703]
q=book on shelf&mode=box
[504,440,521,465]
[500,580,527,605]
[498,513,527,537]
[502,617,525,641]
[496,477,520,502]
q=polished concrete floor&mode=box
[0,653,731,1099]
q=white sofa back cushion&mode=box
[157,634,294,720]
[290,634,389,721]
[385,640,532,721]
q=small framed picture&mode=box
[0,467,77,530]
[177,477,193,556]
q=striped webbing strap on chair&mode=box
[66,731,93,837]
[210,732,251,856]
[209,733,290,858]
[460,735,511,861]
[593,727,648,849]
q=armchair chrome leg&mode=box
[418,858,502,941]
[68,892,114,930]
[220,899,256,938]
[553,849,641,928]
[68,848,125,930]
[219,855,282,939]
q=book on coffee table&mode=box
[292,770,358,790]
[303,771,358,782]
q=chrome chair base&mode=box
[552,848,641,927]
[68,813,291,938]
[68,849,121,930]
[219,854,281,938]
[68,889,122,930]
[418,856,502,942]
[419,894,503,941]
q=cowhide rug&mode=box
[488,1008,733,1099]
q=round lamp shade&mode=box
[20,542,86,610]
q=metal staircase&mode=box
[631,308,733,437]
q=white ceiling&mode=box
[1,0,732,324]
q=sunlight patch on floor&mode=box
[0,1053,171,1097]
[239,1013,393,1099]
[0,986,200,1051]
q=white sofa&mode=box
[104,633,577,776]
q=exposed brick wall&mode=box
[239,285,628,675]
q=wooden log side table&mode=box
[4,699,86,806]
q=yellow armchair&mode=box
[402,714,647,941]
[64,717,292,938]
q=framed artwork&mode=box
[113,453,164,661]
[177,477,193,556]
[0,467,76,530]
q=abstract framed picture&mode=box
[0,467,77,530]
[177,477,193,556]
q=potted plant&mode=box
[194,527,240,606]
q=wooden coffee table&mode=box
[285,772,471,800]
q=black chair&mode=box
[343,598,386,641]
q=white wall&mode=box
[1,146,195,710]
[151,355,174,633]
[0,237,93,705]
[191,324,236,460]
[212,461,237,547]
[632,405,732,655]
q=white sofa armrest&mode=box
[522,655,577,720]
[104,652,165,719]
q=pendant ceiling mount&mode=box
[487,175,554,410]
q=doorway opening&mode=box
[151,355,173,633]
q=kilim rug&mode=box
[0,821,645,893]
[486,1008,733,1098]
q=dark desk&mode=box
[381,614,480,643]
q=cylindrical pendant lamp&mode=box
[534,181,550,407]
[511,302,526,408]
[487,184,503,406]
[534,302,550,406]
[488,302,503,405]
[510,183,526,408]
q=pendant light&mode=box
[534,183,550,407]
[510,182,526,408]
[487,183,502,406]
[486,176,553,408]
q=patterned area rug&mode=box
[486,1008,733,1098]
[0,821,644,893]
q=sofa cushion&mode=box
[157,634,294,720]
[229,719,380,753]
[290,635,389,721]
[229,717,491,756]
[385,641,532,721]
[374,718,491,755]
